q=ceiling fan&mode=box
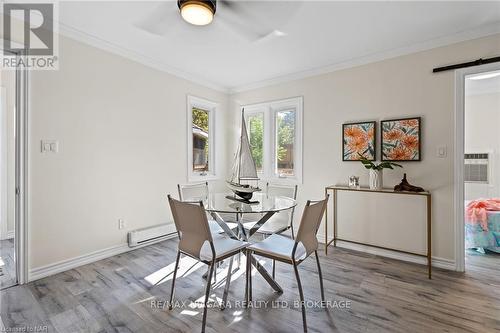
[178,0,217,26]
[135,0,300,42]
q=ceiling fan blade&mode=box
[215,12,267,41]
[254,29,288,44]
[217,0,302,41]
[134,2,179,36]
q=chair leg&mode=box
[245,250,252,304]
[244,251,248,305]
[272,259,276,280]
[202,261,215,333]
[293,262,307,332]
[168,251,181,310]
[221,256,234,310]
[290,223,295,240]
[315,251,325,302]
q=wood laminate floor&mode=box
[1,239,499,333]
[0,239,16,289]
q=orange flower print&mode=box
[400,119,419,128]
[383,129,403,141]
[344,126,363,139]
[348,135,368,153]
[344,122,375,160]
[401,135,419,150]
[367,127,374,140]
[388,147,413,160]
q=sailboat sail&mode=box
[227,109,261,201]
[238,111,259,180]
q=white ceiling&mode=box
[57,1,500,91]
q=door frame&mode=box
[0,86,8,241]
[0,47,29,286]
[15,54,29,284]
[454,62,500,272]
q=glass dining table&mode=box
[185,192,297,300]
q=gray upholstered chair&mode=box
[168,195,248,333]
[245,196,329,333]
[177,182,224,234]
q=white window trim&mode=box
[241,96,303,184]
[186,95,218,182]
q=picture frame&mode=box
[381,117,421,161]
[342,121,376,161]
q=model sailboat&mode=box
[227,109,261,202]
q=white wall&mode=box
[230,33,500,262]
[29,35,229,269]
[25,30,500,271]
[465,92,500,200]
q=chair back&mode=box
[168,195,214,260]
[177,182,209,201]
[294,196,329,257]
[266,182,298,227]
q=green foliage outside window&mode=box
[277,111,295,163]
[247,111,295,172]
[248,115,263,170]
[192,108,209,132]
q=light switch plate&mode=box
[41,140,58,153]
[437,146,447,158]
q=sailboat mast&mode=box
[238,109,245,183]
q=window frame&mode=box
[187,95,218,182]
[241,96,303,184]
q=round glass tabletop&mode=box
[186,192,297,214]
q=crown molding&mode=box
[229,22,500,94]
[57,22,230,93]
[56,19,500,96]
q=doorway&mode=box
[0,66,17,288]
[464,69,500,271]
[456,64,500,272]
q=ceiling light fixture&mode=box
[469,72,500,80]
[178,0,216,26]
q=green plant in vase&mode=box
[358,154,402,190]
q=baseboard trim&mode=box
[317,234,456,271]
[29,232,178,282]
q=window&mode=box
[187,96,217,181]
[246,112,264,173]
[275,109,296,177]
[242,97,303,183]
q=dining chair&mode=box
[255,182,298,238]
[168,195,248,333]
[245,196,329,333]
[256,183,298,278]
[177,182,225,234]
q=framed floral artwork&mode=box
[381,117,421,161]
[342,121,376,161]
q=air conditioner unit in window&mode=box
[464,153,490,184]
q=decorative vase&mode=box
[369,169,383,190]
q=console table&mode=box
[324,185,432,279]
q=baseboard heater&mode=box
[128,223,177,247]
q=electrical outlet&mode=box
[118,219,125,230]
